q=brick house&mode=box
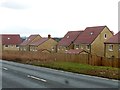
[57,31,83,53]
[20,34,42,51]
[29,35,58,53]
[1,34,22,51]
[104,31,120,58]
[74,26,113,57]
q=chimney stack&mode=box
[48,34,51,39]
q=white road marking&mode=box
[27,75,47,82]
[3,67,8,70]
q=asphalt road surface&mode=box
[0,60,119,88]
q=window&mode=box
[24,48,26,51]
[109,45,113,51]
[16,45,18,47]
[16,45,19,47]
[51,47,54,51]
[81,45,83,49]
[5,45,8,47]
[118,45,120,51]
[104,34,107,39]
[57,47,60,51]
[76,45,79,49]
[65,50,68,51]
[86,45,90,50]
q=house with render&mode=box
[57,31,83,53]
[1,34,22,51]
[104,31,120,58]
[20,34,42,51]
[29,35,58,53]
[74,26,113,57]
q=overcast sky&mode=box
[0,0,119,37]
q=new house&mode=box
[104,31,120,58]
[1,34,22,51]
[74,26,113,57]
[57,31,83,53]
[29,35,58,53]
[20,34,42,51]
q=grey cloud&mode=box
[0,1,31,9]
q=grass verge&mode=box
[30,61,119,80]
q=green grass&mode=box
[32,61,119,80]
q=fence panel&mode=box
[2,51,120,68]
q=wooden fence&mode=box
[2,51,120,68]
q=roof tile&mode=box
[74,26,106,44]
[20,34,40,45]
[58,31,83,46]
[1,34,22,45]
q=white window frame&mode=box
[109,45,113,51]
[5,45,8,47]
[86,45,90,50]
[76,45,79,49]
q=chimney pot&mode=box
[48,34,51,39]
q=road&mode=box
[0,60,119,88]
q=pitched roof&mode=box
[20,34,40,45]
[105,31,120,44]
[29,38,48,46]
[74,26,106,44]
[1,34,22,45]
[65,49,89,54]
[58,31,83,46]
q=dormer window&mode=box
[104,34,107,39]
[67,36,69,38]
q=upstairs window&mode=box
[5,45,8,47]
[104,34,107,39]
[86,45,90,50]
[109,45,113,51]
[81,45,83,49]
[16,45,19,47]
[76,45,79,49]
[51,46,55,51]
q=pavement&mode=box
[0,60,119,88]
